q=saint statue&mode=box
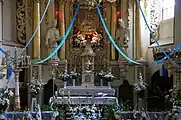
[45,19,60,61]
[115,19,130,47]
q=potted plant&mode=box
[58,70,70,88]
[27,80,41,111]
[70,69,80,86]
[103,69,114,88]
[97,70,106,86]
[0,88,13,119]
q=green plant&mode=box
[41,105,51,111]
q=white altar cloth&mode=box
[59,87,115,96]
[57,96,118,105]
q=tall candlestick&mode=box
[107,60,110,69]
[68,91,70,105]
[65,60,68,70]
[62,90,64,104]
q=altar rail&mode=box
[3,111,167,120]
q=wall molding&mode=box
[2,40,24,48]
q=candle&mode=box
[21,55,24,66]
[62,90,64,104]
[91,95,94,105]
[65,60,68,70]
[68,91,70,105]
[27,56,31,65]
[6,49,10,65]
[174,50,176,58]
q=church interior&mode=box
[0,0,180,119]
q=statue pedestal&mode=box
[81,71,94,88]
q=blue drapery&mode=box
[160,65,168,78]
[0,48,13,80]
[7,67,12,80]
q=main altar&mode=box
[58,31,117,105]
[0,0,171,119]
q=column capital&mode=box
[59,0,66,4]
[35,0,40,3]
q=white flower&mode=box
[134,80,147,92]
[98,70,106,76]
[114,114,121,119]
[27,80,41,96]
[8,91,14,97]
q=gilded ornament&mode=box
[150,0,161,43]
[16,0,26,44]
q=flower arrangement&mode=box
[27,80,41,97]
[49,91,60,119]
[102,69,115,82]
[165,86,181,120]
[0,89,13,112]
[49,92,59,112]
[70,70,80,80]
[133,108,150,120]
[133,72,147,92]
[58,70,70,81]
[70,105,101,120]
[97,70,106,79]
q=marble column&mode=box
[110,3,116,60]
[135,2,141,59]
[58,1,65,60]
[32,0,41,60]
[47,0,55,24]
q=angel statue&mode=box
[115,19,130,48]
[45,19,60,62]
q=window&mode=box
[162,0,175,20]
[149,0,175,46]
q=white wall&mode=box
[138,0,177,81]
[2,0,16,42]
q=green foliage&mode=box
[119,100,133,111]
[41,105,51,111]
[101,105,116,119]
